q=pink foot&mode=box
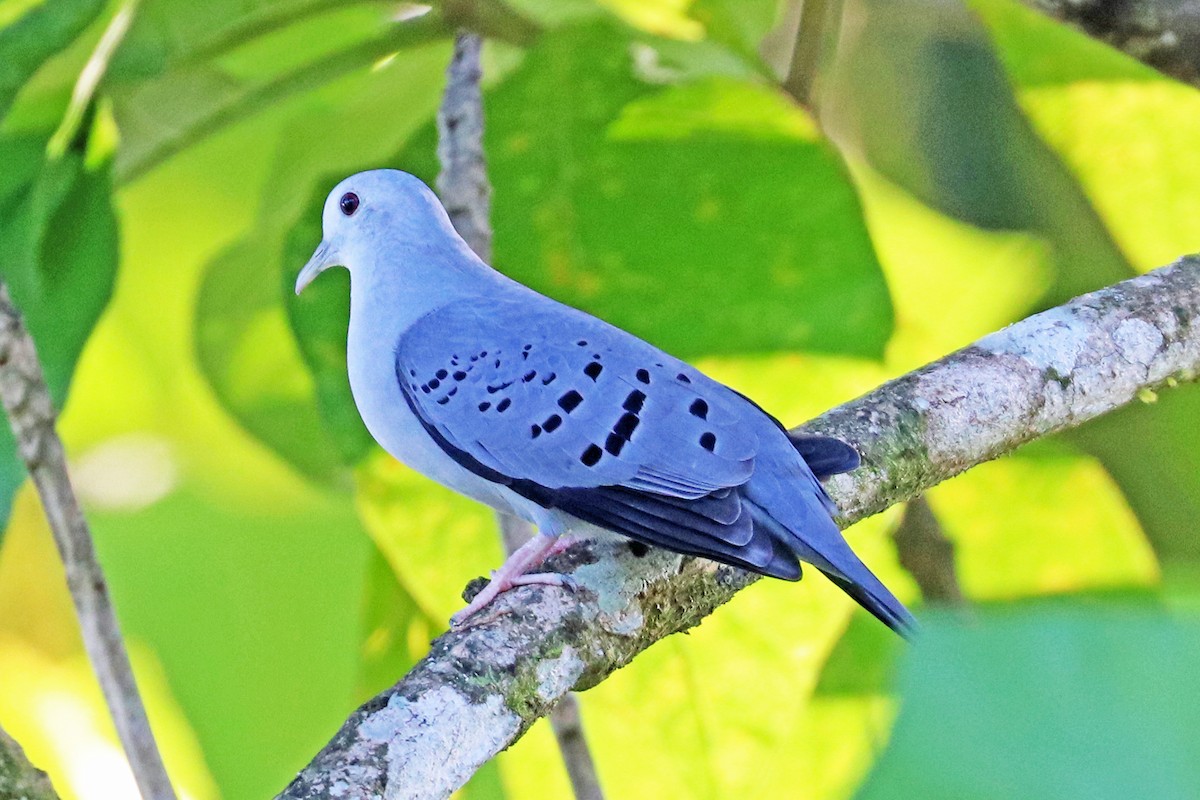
[450,534,573,629]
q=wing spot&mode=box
[487,381,513,393]
[635,368,650,384]
[523,370,537,383]
[542,372,557,385]
[497,398,512,412]
[453,370,467,381]
[676,373,690,384]
[436,396,450,405]
[436,369,448,379]
[408,369,416,377]
[558,390,583,413]
[576,340,588,346]
[478,401,491,412]
[604,433,625,456]
[699,432,716,451]
[613,412,639,439]
[584,362,603,380]
[623,390,646,413]
[494,359,501,368]
[524,344,533,351]
[580,444,602,466]
[428,378,440,390]
[531,424,542,439]
[421,384,431,394]
[544,414,562,432]
[689,399,708,420]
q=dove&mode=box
[295,169,913,634]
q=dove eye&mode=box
[339,192,360,216]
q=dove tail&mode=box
[746,484,915,638]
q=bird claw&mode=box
[449,570,576,629]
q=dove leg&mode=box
[451,531,568,627]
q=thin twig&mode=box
[279,255,1200,800]
[434,30,606,800]
[782,0,844,108]
[0,285,176,800]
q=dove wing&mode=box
[394,296,807,575]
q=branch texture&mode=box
[0,724,60,800]
[0,285,176,800]
[1021,0,1200,87]
[279,257,1200,800]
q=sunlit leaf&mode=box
[969,0,1159,86]
[823,0,1132,303]
[857,608,1200,800]
[927,446,1160,599]
[0,485,220,800]
[397,21,892,359]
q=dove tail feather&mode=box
[786,434,861,479]
[818,569,915,637]
[746,493,915,638]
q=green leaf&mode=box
[109,9,449,182]
[0,0,106,122]
[688,0,780,66]
[193,39,449,479]
[857,607,1200,800]
[822,0,1132,303]
[0,118,118,529]
[398,21,893,358]
[195,235,361,484]
[969,0,1161,86]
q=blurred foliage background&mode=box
[1,0,1199,797]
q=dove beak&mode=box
[295,240,338,294]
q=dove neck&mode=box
[348,239,514,333]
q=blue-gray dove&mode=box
[295,169,913,634]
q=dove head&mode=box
[294,169,477,295]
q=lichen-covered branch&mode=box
[0,724,59,800]
[0,285,176,800]
[1019,0,1200,88]
[278,256,1200,800]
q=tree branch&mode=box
[0,723,60,800]
[1018,0,1200,87]
[0,285,176,800]
[278,256,1200,799]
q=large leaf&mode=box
[0,0,106,121]
[0,119,118,529]
[822,0,1132,303]
[857,608,1200,800]
[195,39,450,480]
[393,21,892,359]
